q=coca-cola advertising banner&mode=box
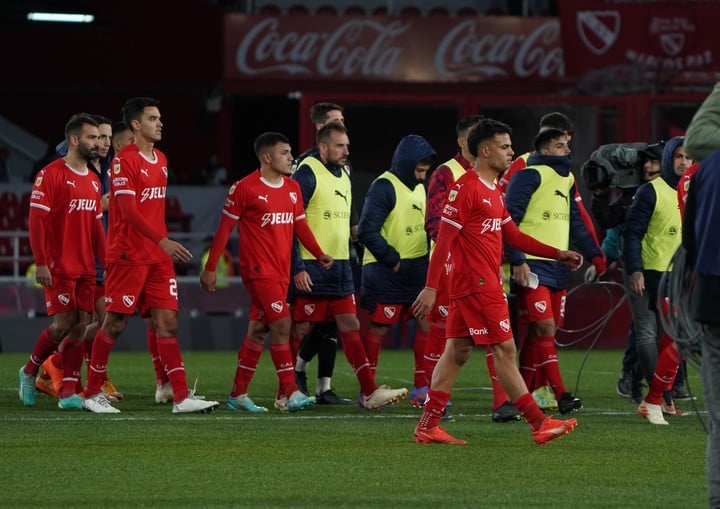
[224,14,564,82]
[559,1,720,79]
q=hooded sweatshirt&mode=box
[358,135,436,308]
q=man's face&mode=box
[133,106,162,143]
[96,123,112,159]
[642,159,661,181]
[324,109,344,126]
[673,146,693,176]
[268,142,294,175]
[319,131,350,167]
[75,124,100,162]
[485,133,514,174]
[113,129,134,152]
[540,134,571,156]
[414,162,431,183]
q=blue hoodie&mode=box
[504,153,602,290]
[623,136,684,275]
[358,135,436,308]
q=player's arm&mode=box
[358,179,399,268]
[425,166,451,241]
[569,190,606,275]
[502,217,583,270]
[413,217,460,319]
[93,216,106,269]
[28,206,51,288]
[200,213,236,292]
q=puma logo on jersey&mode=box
[66,180,76,188]
[140,186,166,202]
[412,204,422,212]
[140,169,149,177]
[482,198,492,206]
[335,190,348,203]
[554,189,569,203]
[68,198,97,214]
[258,195,268,203]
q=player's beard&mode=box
[78,144,99,162]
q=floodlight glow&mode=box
[27,12,95,23]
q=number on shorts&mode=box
[169,278,178,298]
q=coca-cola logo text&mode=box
[235,18,407,77]
[434,19,564,78]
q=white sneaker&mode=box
[82,393,121,414]
[637,400,669,425]
[274,395,288,412]
[363,385,408,410]
[172,396,219,414]
[155,382,173,404]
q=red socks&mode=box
[86,329,115,396]
[646,336,681,405]
[364,330,385,373]
[423,323,447,386]
[413,329,428,389]
[60,340,83,398]
[340,330,376,396]
[535,335,567,397]
[270,343,298,398]
[24,326,59,377]
[156,336,188,403]
[230,337,263,397]
[418,389,450,429]
[513,392,546,430]
[147,327,168,386]
[485,346,511,409]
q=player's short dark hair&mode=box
[456,114,482,136]
[253,132,289,158]
[89,114,112,126]
[121,97,161,128]
[534,127,567,152]
[111,121,131,140]
[311,102,344,125]
[539,112,573,136]
[466,119,512,158]
[65,113,99,139]
[317,121,347,145]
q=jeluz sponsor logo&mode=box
[261,212,293,227]
[469,327,489,335]
[122,294,136,308]
[140,186,166,203]
[68,199,97,214]
[58,293,71,306]
[481,218,502,234]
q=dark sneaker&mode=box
[294,370,309,396]
[671,386,696,401]
[558,392,583,414]
[616,371,632,398]
[491,401,522,422]
[316,389,352,405]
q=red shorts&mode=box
[516,285,566,326]
[368,303,414,326]
[428,276,451,324]
[244,280,290,324]
[292,294,356,322]
[44,275,96,316]
[445,291,513,345]
[104,260,178,315]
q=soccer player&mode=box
[504,127,605,415]
[292,122,408,410]
[357,134,435,395]
[412,118,582,445]
[422,114,521,423]
[201,132,332,413]
[18,114,106,410]
[82,96,219,414]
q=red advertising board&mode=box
[224,14,565,83]
[559,1,720,83]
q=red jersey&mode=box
[440,171,511,298]
[107,144,169,265]
[678,162,699,219]
[29,158,102,277]
[223,171,308,283]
